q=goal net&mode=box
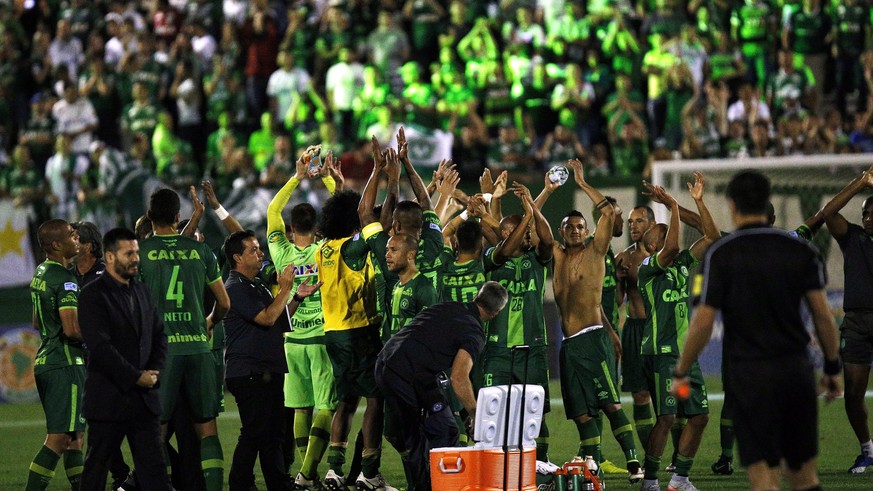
[651,154,873,291]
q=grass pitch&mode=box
[1,378,872,490]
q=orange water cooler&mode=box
[429,446,537,491]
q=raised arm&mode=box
[568,158,613,255]
[180,185,205,239]
[267,150,309,235]
[397,126,433,210]
[492,195,533,265]
[513,182,553,262]
[358,136,388,227]
[687,172,719,259]
[820,166,873,239]
[434,166,460,224]
[203,179,243,234]
[470,195,503,246]
[643,179,703,232]
[534,169,562,210]
[650,185,681,267]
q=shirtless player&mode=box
[554,158,644,484]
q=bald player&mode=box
[26,219,85,491]
[615,203,658,450]
[553,159,643,484]
[638,175,719,491]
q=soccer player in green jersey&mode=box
[637,175,719,491]
[437,219,488,303]
[266,149,339,489]
[139,188,230,491]
[385,234,437,336]
[482,181,554,461]
[26,219,85,491]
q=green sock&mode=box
[605,410,638,464]
[361,447,381,479]
[644,454,661,480]
[535,419,549,462]
[25,445,60,491]
[575,418,601,464]
[670,418,687,464]
[720,418,734,459]
[200,435,224,491]
[63,449,83,490]
[294,411,313,465]
[674,453,694,477]
[633,404,654,450]
[327,442,347,475]
[301,410,333,478]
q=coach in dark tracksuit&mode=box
[375,282,508,491]
[79,228,169,491]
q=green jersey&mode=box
[436,247,487,303]
[602,245,619,329]
[267,230,325,342]
[638,250,698,356]
[789,9,831,54]
[416,211,448,288]
[122,102,159,138]
[31,261,84,374]
[96,147,137,195]
[731,2,771,57]
[388,272,437,337]
[139,234,222,355]
[484,248,551,348]
[832,4,867,57]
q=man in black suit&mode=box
[78,227,170,490]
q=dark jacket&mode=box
[79,272,167,421]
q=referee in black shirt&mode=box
[672,170,841,491]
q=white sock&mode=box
[862,440,873,457]
[670,474,688,483]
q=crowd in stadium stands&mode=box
[0,0,872,227]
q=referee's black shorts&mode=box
[725,355,818,470]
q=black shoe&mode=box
[711,455,734,475]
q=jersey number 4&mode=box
[167,265,185,308]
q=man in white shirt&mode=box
[52,81,99,155]
[45,135,90,221]
[325,48,364,144]
[49,19,84,79]
[267,51,311,122]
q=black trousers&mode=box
[226,372,290,491]
[375,362,459,491]
[81,397,169,491]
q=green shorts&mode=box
[621,317,647,393]
[643,355,709,417]
[325,325,382,400]
[559,327,620,419]
[160,352,219,422]
[212,349,225,413]
[840,310,873,365]
[284,339,338,410]
[35,366,86,434]
[482,345,550,414]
